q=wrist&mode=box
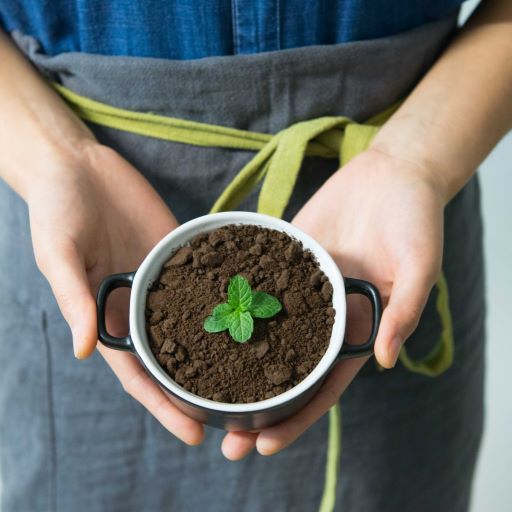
[369,113,475,204]
[0,112,96,201]
[0,30,96,199]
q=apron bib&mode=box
[0,16,485,512]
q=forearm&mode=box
[0,29,94,199]
[371,0,512,203]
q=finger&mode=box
[221,431,257,460]
[256,357,366,456]
[99,345,205,446]
[374,264,437,369]
[35,239,97,359]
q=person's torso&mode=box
[0,0,464,59]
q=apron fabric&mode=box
[45,78,455,512]
[0,15,485,512]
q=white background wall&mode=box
[460,4,512,511]
[471,134,512,512]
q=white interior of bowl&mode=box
[130,211,346,412]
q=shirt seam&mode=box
[275,0,281,51]
[231,0,241,55]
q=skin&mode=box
[0,0,511,460]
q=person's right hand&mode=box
[28,141,204,446]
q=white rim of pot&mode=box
[130,212,346,413]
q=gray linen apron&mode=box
[0,14,485,512]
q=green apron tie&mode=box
[53,84,455,512]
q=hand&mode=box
[28,142,204,446]
[221,147,446,459]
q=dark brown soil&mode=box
[145,224,335,404]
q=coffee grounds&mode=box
[145,224,335,404]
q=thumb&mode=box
[374,264,437,369]
[35,240,98,359]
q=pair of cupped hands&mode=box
[29,133,444,461]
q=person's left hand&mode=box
[220,147,447,460]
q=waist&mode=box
[11,15,457,132]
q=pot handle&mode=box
[337,278,382,360]
[96,271,136,352]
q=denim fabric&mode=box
[0,0,465,59]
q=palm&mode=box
[29,145,204,446]
[295,149,443,326]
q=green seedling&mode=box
[204,274,282,343]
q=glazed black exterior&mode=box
[96,271,382,430]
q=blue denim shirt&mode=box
[0,1,464,59]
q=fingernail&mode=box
[71,329,82,359]
[256,437,278,456]
[389,336,402,367]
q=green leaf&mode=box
[203,303,234,333]
[212,303,234,318]
[249,291,282,318]
[228,311,254,343]
[204,275,281,343]
[227,275,252,311]
[204,315,228,333]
